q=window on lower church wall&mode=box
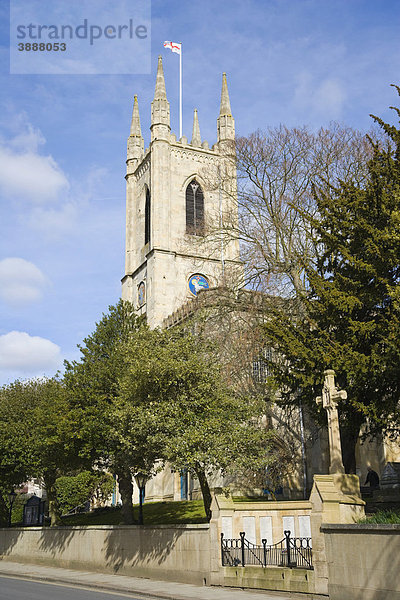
[145,187,151,245]
[252,347,273,383]
[186,179,204,235]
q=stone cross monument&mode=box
[316,369,346,474]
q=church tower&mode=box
[121,56,241,328]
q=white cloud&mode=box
[293,72,346,118]
[0,258,47,306]
[9,122,46,153]
[27,202,79,237]
[0,331,62,374]
[24,165,113,239]
[315,79,346,117]
[0,117,69,204]
[0,144,69,203]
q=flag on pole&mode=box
[164,41,181,55]
[163,40,183,138]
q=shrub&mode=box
[56,471,113,514]
[360,510,400,524]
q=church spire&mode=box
[191,109,201,147]
[151,55,170,139]
[130,95,142,137]
[154,55,167,100]
[217,72,235,143]
[219,72,232,116]
[127,95,144,166]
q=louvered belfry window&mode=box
[186,179,204,235]
[145,187,151,245]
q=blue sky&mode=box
[0,0,399,383]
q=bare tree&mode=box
[234,123,376,296]
[179,123,384,492]
[200,123,377,300]
[189,123,381,490]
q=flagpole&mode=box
[163,41,183,138]
[179,43,182,139]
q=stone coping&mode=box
[0,523,210,532]
[218,499,312,511]
[321,523,400,532]
[230,502,312,511]
[222,565,313,574]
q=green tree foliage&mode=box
[66,300,276,522]
[0,378,81,526]
[0,378,33,525]
[64,300,151,525]
[262,88,400,472]
[55,471,113,515]
[118,327,277,520]
[9,492,27,525]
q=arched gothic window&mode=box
[145,187,151,245]
[186,179,204,235]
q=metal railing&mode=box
[221,530,313,570]
[61,500,90,517]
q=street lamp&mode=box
[134,473,148,525]
[8,490,17,527]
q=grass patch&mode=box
[61,499,207,526]
[359,510,400,524]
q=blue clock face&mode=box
[188,274,209,296]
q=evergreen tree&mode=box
[0,377,80,526]
[263,87,400,472]
[66,300,278,522]
[64,300,149,525]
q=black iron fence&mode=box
[221,530,313,570]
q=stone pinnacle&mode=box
[219,72,232,116]
[191,109,202,146]
[130,95,142,137]
[154,55,167,100]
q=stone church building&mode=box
[121,55,244,501]
[121,56,241,328]
[120,57,399,504]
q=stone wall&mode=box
[210,492,312,545]
[309,474,365,597]
[0,523,211,586]
[0,519,317,596]
[322,523,400,600]
[208,492,316,595]
[222,565,315,595]
[3,481,387,598]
